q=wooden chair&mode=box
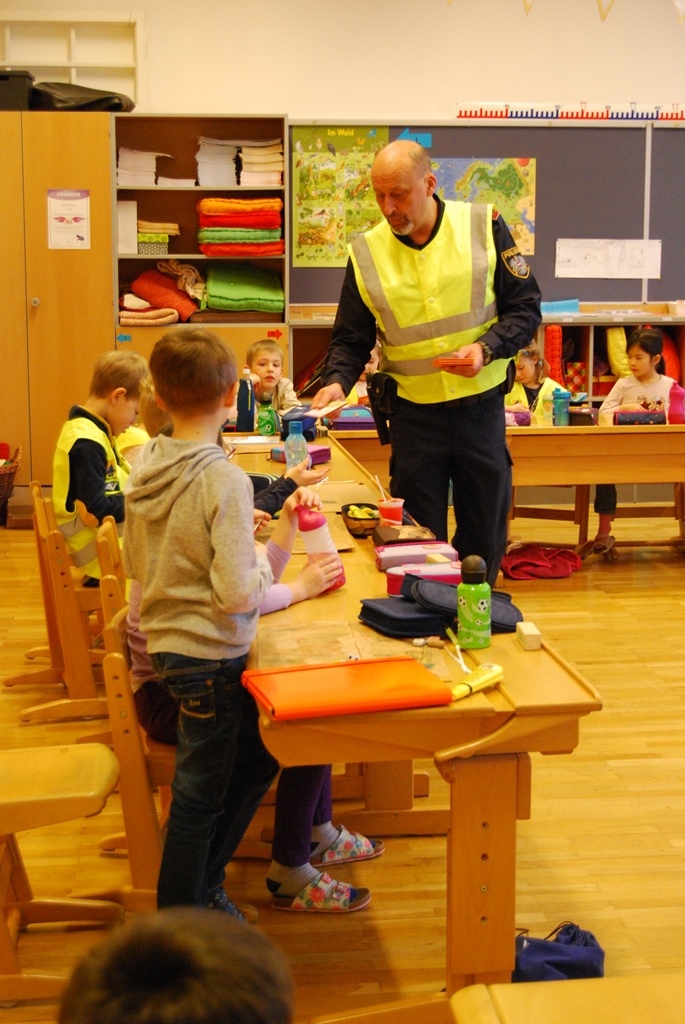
[83,598,175,912]
[96,515,126,592]
[3,483,109,724]
[0,743,123,1004]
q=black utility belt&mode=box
[442,384,503,409]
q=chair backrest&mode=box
[96,516,126,588]
[29,484,101,701]
[98,573,126,634]
[29,480,63,668]
[102,607,175,897]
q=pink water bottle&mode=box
[296,506,345,593]
[668,382,685,424]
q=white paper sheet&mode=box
[555,238,661,279]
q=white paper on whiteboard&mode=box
[555,238,661,279]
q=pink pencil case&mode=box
[386,561,462,595]
[270,443,331,465]
[375,541,458,571]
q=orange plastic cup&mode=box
[378,498,404,524]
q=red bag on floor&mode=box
[501,544,581,580]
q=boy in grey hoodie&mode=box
[123,327,278,917]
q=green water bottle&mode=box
[256,393,279,436]
[457,554,491,649]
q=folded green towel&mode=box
[206,262,285,313]
[197,227,281,242]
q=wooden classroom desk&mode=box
[256,627,601,1020]
[329,423,685,548]
[233,434,448,837]
[508,424,685,547]
[234,435,602,1018]
[450,972,685,1024]
[328,428,390,492]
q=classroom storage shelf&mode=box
[113,113,288,372]
[538,303,685,403]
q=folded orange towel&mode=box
[197,197,283,216]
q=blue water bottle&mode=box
[552,388,571,426]
[284,421,309,468]
[236,368,255,431]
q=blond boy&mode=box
[123,327,278,914]
[52,349,148,583]
[245,338,301,414]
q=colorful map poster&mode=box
[432,157,536,254]
[292,125,388,267]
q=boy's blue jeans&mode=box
[150,651,279,909]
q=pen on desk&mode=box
[450,663,503,701]
[445,626,469,673]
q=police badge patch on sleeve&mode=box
[502,246,530,279]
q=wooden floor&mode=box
[2,509,685,1022]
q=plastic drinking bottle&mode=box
[284,421,309,468]
[236,369,255,431]
[552,388,571,426]
[668,381,685,424]
[256,394,279,435]
[457,554,491,649]
[296,506,345,592]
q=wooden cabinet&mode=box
[538,303,685,403]
[1,111,114,484]
[113,114,288,372]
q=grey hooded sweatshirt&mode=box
[123,434,273,662]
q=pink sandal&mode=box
[271,872,371,913]
[310,826,385,867]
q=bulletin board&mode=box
[288,121,684,306]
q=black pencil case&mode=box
[358,597,449,638]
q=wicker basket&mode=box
[0,446,22,526]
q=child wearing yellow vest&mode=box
[52,350,149,584]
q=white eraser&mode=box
[516,621,542,651]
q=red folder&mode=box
[242,656,452,721]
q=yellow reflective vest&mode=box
[349,202,506,403]
[53,414,128,578]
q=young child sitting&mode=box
[505,341,562,422]
[123,327,279,916]
[246,338,302,415]
[586,327,676,558]
[53,350,149,585]
[347,340,381,406]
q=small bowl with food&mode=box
[340,502,380,537]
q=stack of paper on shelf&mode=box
[238,140,284,186]
[117,148,171,186]
[196,137,239,186]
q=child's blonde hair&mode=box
[150,328,238,416]
[89,351,149,400]
[245,339,284,368]
[139,379,172,438]
[517,341,550,384]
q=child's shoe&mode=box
[270,871,371,913]
[310,825,384,866]
[592,533,616,558]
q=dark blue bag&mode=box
[513,921,605,982]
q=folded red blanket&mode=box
[198,212,282,229]
[198,241,285,257]
[130,269,198,322]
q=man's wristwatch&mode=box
[476,339,494,365]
